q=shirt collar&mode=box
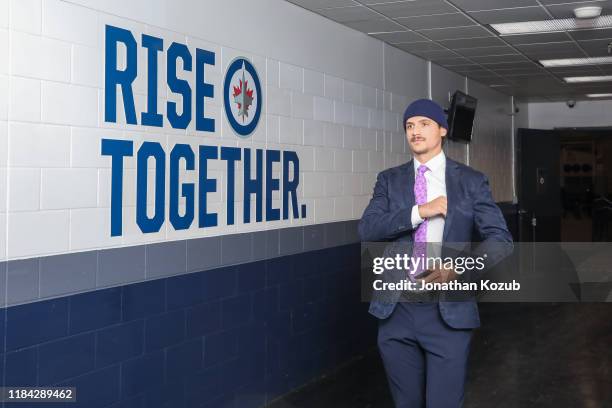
[413,150,446,173]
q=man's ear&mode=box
[440,127,448,137]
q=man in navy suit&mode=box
[359,99,513,407]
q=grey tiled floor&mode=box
[267,303,612,408]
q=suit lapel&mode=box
[443,158,460,242]
[401,160,415,209]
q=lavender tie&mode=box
[411,164,429,280]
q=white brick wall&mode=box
[11,0,41,35]
[0,0,8,28]
[72,44,101,87]
[0,76,8,118]
[11,31,71,82]
[279,62,302,92]
[291,91,314,120]
[313,96,333,123]
[42,0,98,47]
[9,123,70,167]
[41,168,98,209]
[41,82,98,126]
[10,77,41,121]
[8,168,40,211]
[0,0,513,261]
[324,74,343,101]
[303,69,324,97]
[9,210,70,257]
[334,100,352,126]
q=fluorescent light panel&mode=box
[564,75,612,83]
[540,56,612,67]
[491,15,612,35]
[586,93,612,97]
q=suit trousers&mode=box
[377,301,473,408]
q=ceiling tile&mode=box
[579,38,612,56]
[570,28,612,41]
[479,60,537,69]
[371,30,426,43]
[547,66,607,76]
[508,77,560,85]
[490,66,548,75]
[503,32,572,45]
[544,1,612,18]
[570,85,612,94]
[367,0,456,18]
[359,0,403,3]
[470,78,515,87]
[394,41,447,52]
[583,46,612,57]
[394,12,475,30]
[454,67,494,74]
[439,36,506,48]
[507,76,561,84]
[447,0,539,12]
[525,49,589,59]
[430,56,472,65]
[515,41,580,53]
[457,45,520,56]
[417,25,493,40]
[447,63,488,71]
[465,70,504,78]
[287,0,357,11]
[500,71,552,78]
[469,6,551,25]
[414,49,462,59]
[439,59,480,67]
[284,0,612,100]
[316,5,381,22]
[504,79,564,91]
[344,18,405,33]
[469,54,530,63]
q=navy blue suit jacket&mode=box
[359,157,513,329]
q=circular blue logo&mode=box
[223,57,262,137]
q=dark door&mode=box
[517,128,561,242]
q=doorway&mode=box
[516,128,562,242]
[517,127,612,243]
[559,129,612,242]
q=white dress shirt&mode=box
[410,151,447,245]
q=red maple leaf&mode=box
[233,80,243,109]
[232,79,254,111]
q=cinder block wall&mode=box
[0,0,515,406]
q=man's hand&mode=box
[420,265,457,284]
[418,196,447,219]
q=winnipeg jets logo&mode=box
[232,63,254,122]
[223,57,262,137]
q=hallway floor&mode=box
[267,303,612,408]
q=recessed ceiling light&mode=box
[540,56,612,67]
[491,15,612,35]
[564,75,612,83]
[586,93,612,97]
[574,6,602,19]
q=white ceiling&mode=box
[286,0,612,101]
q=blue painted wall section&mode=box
[0,243,375,408]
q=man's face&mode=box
[405,116,447,155]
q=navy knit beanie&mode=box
[402,99,448,130]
